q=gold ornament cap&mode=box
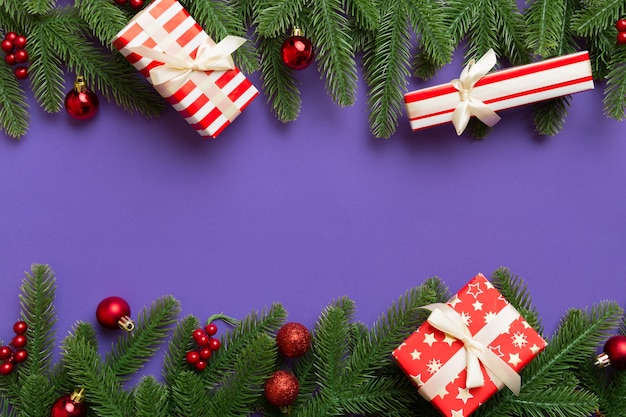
[70,388,85,403]
[73,76,87,92]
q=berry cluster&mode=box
[113,0,145,9]
[617,19,626,44]
[1,32,29,79]
[185,322,221,371]
[0,321,29,375]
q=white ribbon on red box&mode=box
[405,50,595,135]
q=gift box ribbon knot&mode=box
[126,35,247,120]
[451,48,501,135]
[419,302,522,401]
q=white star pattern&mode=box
[449,295,461,308]
[451,409,465,417]
[489,345,504,357]
[427,358,443,374]
[443,334,457,346]
[411,374,424,386]
[511,331,528,348]
[460,311,472,326]
[397,342,406,350]
[484,280,495,290]
[483,311,497,324]
[472,300,483,311]
[423,332,437,347]
[410,349,421,360]
[522,320,531,329]
[456,387,474,404]
[508,353,522,367]
[436,387,449,399]
[530,344,541,354]
[466,282,483,299]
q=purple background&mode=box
[0,33,625,377]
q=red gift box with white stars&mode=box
[393,273,547,417]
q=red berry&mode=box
[14,49,28,64]
[13,349,27,363]
[1,39,13,53]
[199,347,212,360]
[208,338,221,351]
[0,346,12,361]
[195,334,210,347]
[13,35,26,49]
[205,323,218,336]
[185,350,200,364]
[0,362,13,376]
[618,31,626,45]
[192,328,205,340]
[4,53,16,65]
[11,335,26,348]
[194,360,207,371]
[616,19,626,32]
[129,0,144,8]
[13,321,28,335]
[4,32,17,42]
[14,66,28,79]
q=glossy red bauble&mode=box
[95,296,133,331]
[194,360,207,371]
[616,19,626,32]
[65,89,99,120]
[13,35,26,49]
[199,347,212,360]
[4,32,17,42]
[50,394,87,417]
[0,346,12,360]
[205,323,218,336]
[128,0,144,8]
[208,338,221,351]
[281,33,314,70]
[14,66,28,80]
[0,362,13,376]
[11,335,27,349]
[1,39,13,53]
[618,31,626,45]
[13,321,28,335]
[185,350,200,364]
[13,349,28,363]
[14,49,28,63]
[5,53,16,65]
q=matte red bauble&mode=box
[50,389,87,417]
[64,76,99,120]
[276,322,311,358]
[595,335,626,370]
[96,296,134,331]
[281,28,314,70]
[264,370,300,408]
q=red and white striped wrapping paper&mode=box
[112,0,258,138]
[405,51,594,133]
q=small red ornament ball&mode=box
[50,391,87,417]
[281,31,314,70]
[264,370,300,407]
[128,0,144,8]
[0,362,13,376]
[11,335,27,349]
[616,19,626,32]
[598,335,626,370]
[96,296,133,331]
[13,349,28,363]
[65,76,100,121]
[14,66,28,80]
[13,321,28,335]
[276,322,311,358]
[1,39,13,53]
[617,31,626,45]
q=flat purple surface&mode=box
[0,33,624,379]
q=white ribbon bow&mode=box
[127,36,246,91]
[450,49,502,135]
[422,303,521,396]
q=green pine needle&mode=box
[532,96,572,136]
[491,267,543,334]
[24,0,54,15]
[524,0,567,56]
[75,0,130,49]
[104,296,181,381]
[255,0,309,38]
[162,315,201,386]
[134,376,171,417]
[0,63,29,139]
[15,374,56,417]
[571,0,626,38]
[170,370,211,417]
[603,45,626,120]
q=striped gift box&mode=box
[112,0,258,138]
[405,51,594,133]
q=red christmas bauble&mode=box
[14,49,28,63]
[264,370,300,407]
[65,76,99,121]
[596,335,626,370]
[128,0,144,8]
[5,53,16,65]
[276,322,311,358]
[13,35,26,49]
[1,39,13,53]
[13,349,28,363]
[96,296,133,331]
[14,66,28,80]
[0,362,13,376]
[616,19,626,32]
[0,346,12,360]
[617,31,626,45]
[50,390,87,417]
[4,32,17,42]
[281,30,314,70]
[11,335,27,349]
[13,321,28,335]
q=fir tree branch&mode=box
[308,0,358,107]
[162,315,200,387]
[407,0,454,69]
[0,62,29,139]
[202,303,287,389]
[206,334,277,417]
[603,45,626,120]
[490,267,543,334]
[75,0,130,50]
[532,96,571,136]
[571,0,626,38]
[17,264,57,378]
[61,323,135,417]
[170,370,211,417]
[15,374,56,417]
[524,0,567,57]
[509,383,598,417]
[363,0,411,139]
[133,376,171,417]
[345,0,380,31]
[24,0,54,15]
[257,35,302,122]
[255,0,309,38]
[105,296,181,381]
